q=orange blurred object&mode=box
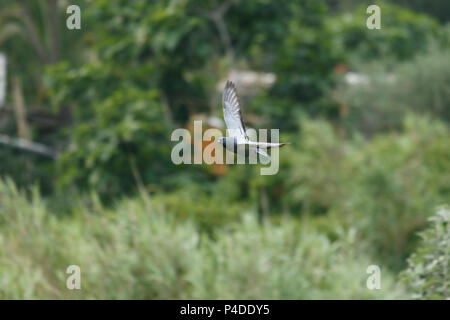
[187,114,227,177]
[333,64,348,74]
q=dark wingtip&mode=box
[225,80,235,89]
[224,80,237,101]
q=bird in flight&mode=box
[218,80,289,161]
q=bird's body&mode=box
[218,137,256,158]
[218,81,289,161]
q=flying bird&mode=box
[218,80,289,161]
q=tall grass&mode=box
[0,179,404,299]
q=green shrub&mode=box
[152,187,245,234]
[0,179,404,299]
[400,206,450,299]
[56,88,174,197]
[350,116,450,267]
[234,115,450,269]
[328,3,440,63]
[190,215,404,299]
[335,48,450,135]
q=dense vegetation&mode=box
[0,0,448,299]
[401,207,450,299]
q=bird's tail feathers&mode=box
[251,141,290,149]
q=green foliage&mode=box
[1,0,449,299]
[0,0,88,191]
[350,116,450,267]
[391,0,450,23]
[42,0,347,194]
[245,0,344,130]
[336,48,450,135]
[0,179,404,299]
[400,207,450,299]
[191,215,403,299]
[153,187,245,234]
[57,88,173,196]
[224,115,450,269]
[329,3,440,63]
[0,0,87,96]
[267,1,342,108]
[45,0,217,125]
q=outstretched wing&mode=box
[222,80,248,143]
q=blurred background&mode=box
[0,0,449,299]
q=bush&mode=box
[231,115,450,269]
[335,48,450,135]
[0,179,404,299]
[190,215,404,299]
[350,116,450,267]
[56,88,174,197]
[328,3,440,63]
[152,186,245,234]
[400,206,450,299]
